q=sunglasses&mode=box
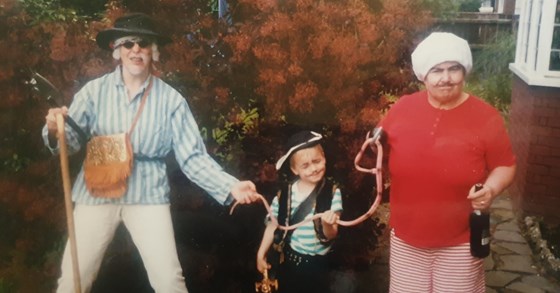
[122,40,152,49]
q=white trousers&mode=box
[56,204,188,293]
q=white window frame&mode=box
[498,0,505,13]
[510,0,560,87]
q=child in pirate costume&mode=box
[256,131,343,293]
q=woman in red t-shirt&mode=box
[380,32,516,293]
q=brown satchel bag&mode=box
[83,79,152,198]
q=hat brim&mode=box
[96,28,172,51]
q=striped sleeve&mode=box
[171,98,238,205]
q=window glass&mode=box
[550,1,560,70]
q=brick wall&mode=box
[509,76,560,222]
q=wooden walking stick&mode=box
[56,114,82,293]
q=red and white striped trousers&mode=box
[389,229,485,293]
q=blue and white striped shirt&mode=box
[42,66,238,205]
[270,180,343,256]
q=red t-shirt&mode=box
[380,91,516,248]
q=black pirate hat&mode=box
[96,13,172,50]
[275,131,323,170]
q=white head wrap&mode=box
[411,32,472,81]
[112,36,160,62]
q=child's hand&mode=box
[256,254,271,273]
[321,210,339,226]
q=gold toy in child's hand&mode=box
[255,269,278,293]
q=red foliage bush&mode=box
[228,0,430,127]
[0,0,433,290]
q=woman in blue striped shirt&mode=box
[256,131,343,293]
[43,13,259,293]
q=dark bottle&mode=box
[470,183,491,258]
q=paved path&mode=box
[485,195,560,293]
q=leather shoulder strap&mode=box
[315,179,335,214]
[274,179,326,245]
[128,77,153,135]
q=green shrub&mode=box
[421,0,460,19]
[0,279,15,293]
[467,32,516,115]
[459,0,482,12]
